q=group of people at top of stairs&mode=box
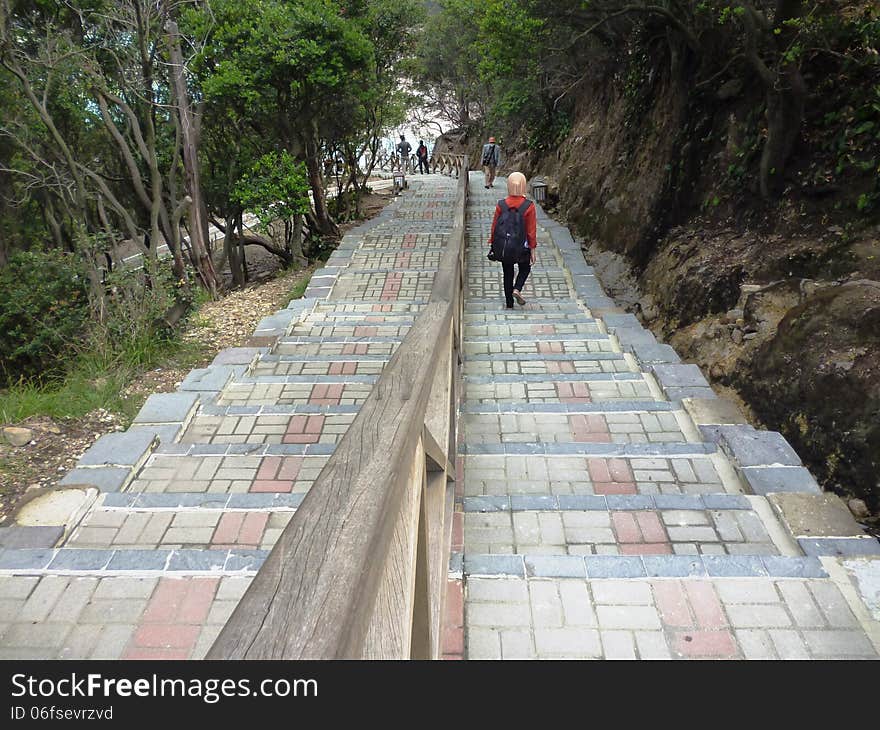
[395,135,431,174]
[482,136,536,310]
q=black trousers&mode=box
[418,157,429,173]
[502,259,531,306]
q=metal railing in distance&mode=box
[207,155,469,659]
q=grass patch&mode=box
[0,327,211,425]
[288,269,313,301]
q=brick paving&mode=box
[458,175,880,660]
[1,171,878,660]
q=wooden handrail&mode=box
[207,155,469,659]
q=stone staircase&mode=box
[0,174,459,659]
[454,175,880,660]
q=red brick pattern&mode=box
[251,456,302,493]
[381,272,403,300]
[587,458,637,494]
[341,343,369,355]
[395,252,412,268]
[328,361,358,375]
[569,414,610,442]
[652,580,738,658]
[309,384,344,405]
[538,341,563,354]
[442,579,464,660]
[124,578,219,659]
[283,415,324,444]
[611,511,672,554]
[556,382,590,402]
[402,234,417,248]
[532,325,556,335]
[546,361,576,374]
[353,326,377,337]
[212,512,269,549]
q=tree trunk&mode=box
[304,133,339,238]
[759,65,806,199]
[165,16,220,295]
[225,214,245,288]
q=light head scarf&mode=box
[507,172,527,197]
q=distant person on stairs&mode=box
[417,140,430,173]
[488,172,536,308]
[481,136,501,188]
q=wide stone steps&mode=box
[454,171,880,660]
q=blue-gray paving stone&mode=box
[464,554,524,577]
[78,430,156,468]
[168,550,228,572]
[0,526,63,549]
[465,373,640,384]
[510,495,558,511]
[605,495,655,510]
[701,494,752,510]
[49,550,113,570]
[603,313,642,330]
[225,550,268,572]
[212,347,267,366]
[557,495,607,511]
[665,386,717,401]
[584,556,646,579]
[256,310,296,330]
[225,493,301,510]
[133,392,198,424]
[99,493,135,508]
[464,496,510,512]
[798,537,880,557]
[739,466,821,495]
[642,556,707,578]
[303,286,332,299]
[464,334,609,343]
[448,552,463,574]
[224,443,268,456]
[187,444,233,455]
[129,424,181,445]
[524,555,586,579]
[304,443,337,456]
[582,296,617,310]
[718,426,802,468]
[0,549,56,570]
[762,556,828,578]
[59,467,131,492]
[651,363,710,388]
[107,550,171,572]
[628,342,681,364]
[653,495,706,510]
[465,352,623,362]
[179,365,245,392]
[702,555,768,577]
[613,328,658,346]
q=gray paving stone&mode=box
[60,467,131,492]
[225,550,267,572]
[534,627,602,657]
[133,392,198,424]
[0,549,56,570]
[605,495,654,510]
[653,495,706,510]
[740,466,822,495]
[802,630,877,657]
[628,343,681,364]
[717,426,802,468]
[105,551,171,571]
[48,550,112,571]
[510,495,557,511]
[557,495,608,511]
[642,556,706,577]
[703,555,768,577]
[798,537,880,557]
[212,347,268,366]
[0,526,63,549]
[179,365,245,392]
[464,554,524,577]
[651,364,710,388]
[78,431,156,468]
[167,549,228,572]
[584,556,646,579]
[524,555,586,578]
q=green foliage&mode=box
[0,250,89,384]
[232,151,311,229]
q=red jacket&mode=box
[488,196,537,249]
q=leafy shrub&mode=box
[0,249,89,383]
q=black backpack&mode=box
[489,199,532,263]
[481,144,496,166]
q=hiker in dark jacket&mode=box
[416,140,429,174]
[488,172,536,308]
[481,136,501,188]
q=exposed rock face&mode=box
[741,281,880,511]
